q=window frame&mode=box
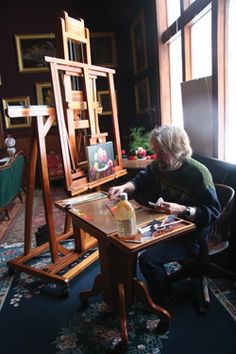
[155,0,226,159]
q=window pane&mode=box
[169,34,183,126]
[191,9,212,79]
[225,0,236,163]
[166,0,181,26]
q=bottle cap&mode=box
[119,192,128,201]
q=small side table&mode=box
[123,159,152,170]
[122,159,152,178]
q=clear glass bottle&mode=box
[115,192,137,239]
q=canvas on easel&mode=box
[86,141,115,182]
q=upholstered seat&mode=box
[0,151,25,219]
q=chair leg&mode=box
[202,276,210,307]
[5,208,10,220]
[192,277,209,315]
[18,192,23,203]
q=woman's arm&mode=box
[108,181,136,200]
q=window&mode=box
[169,33,183,126]
[166,0,180,26]
[191,8,212,79]
[156,0,232,161]
[225,0,236,163]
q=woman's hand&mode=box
[108,182,136,201]
[108,185,126,201]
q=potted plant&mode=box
[129,127,149,152]
[128,127,154,159]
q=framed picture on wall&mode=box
[135,77,151,113]
[15,33,56,73]
[35,82,54,106]
[97,90,112,115]
[90,32,117,67]
[2,96,31,128]
[131,9,148,74]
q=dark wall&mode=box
[80,0,159,150]
[0,0,79,98]
[0,0,159,153]
[0,0,82,151]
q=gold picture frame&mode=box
[35,82,54,106]
[35,82,56,126]
[15,33,56,73]
[90,32,117,67]
[2,96,31,128]
[135,77,151,114]
[131,9,148,74]
[97,90,112,115]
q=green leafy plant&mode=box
[128,127,151,154]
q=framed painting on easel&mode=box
[86,142,115,182]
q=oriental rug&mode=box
[0,195,25,241]
[0,184,66,244]
[0,243,236,354]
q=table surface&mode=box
[56,193,196,252]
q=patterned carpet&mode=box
[0,195,25,241]
[0,184,66,244]
[0,242,236,354]
[1,185,236,353]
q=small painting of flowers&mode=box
[86,142,115,182]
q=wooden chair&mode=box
[169,183,236,312]
[0,151,25,219]
[201,183,235,309]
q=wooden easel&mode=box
[45,55,125,195]
[56,11,92,64]
[6,14,126,291]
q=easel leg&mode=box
[24,120,38,255]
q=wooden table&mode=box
[122,158,152,170]
[55,194,196,347]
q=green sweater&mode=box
[132,158,221,228]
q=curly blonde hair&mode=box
[150,125,192,161]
